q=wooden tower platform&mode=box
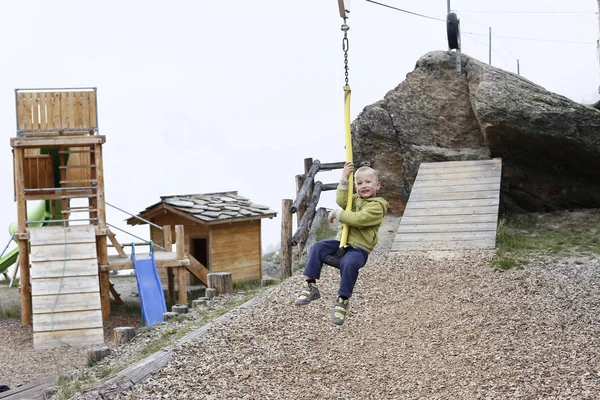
[11,88,192,340]
[391,159,502,251]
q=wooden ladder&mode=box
[57,147,99,225]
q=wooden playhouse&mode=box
[126,193,277,287]
[10,88,191,349]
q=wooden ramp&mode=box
[392,159,502,251]
[29,225,104,349]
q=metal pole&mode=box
[447,0,451,14]
[517,59,520,75]
[489,26,492,65]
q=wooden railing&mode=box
[281,158,345,277]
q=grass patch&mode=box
[0,303,20,319]
[493,210,600,271]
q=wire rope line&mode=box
[494,35,519,61]
[106,201,163,231]
[460,14,489,29]
[106,222,166,251]
[458,10,596,15]
[0,236,13,260]
[463,31,596,45]
[364,0,445,22]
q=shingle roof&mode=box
[129,191,277,225]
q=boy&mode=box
[295,162,389,325]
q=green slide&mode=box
[0,200,51,274]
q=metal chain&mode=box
[341,23,350,85]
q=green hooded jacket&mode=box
[334,179,389,253]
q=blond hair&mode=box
[354,166,379,181]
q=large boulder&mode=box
[353,50,600,214]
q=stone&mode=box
[172,304,189,314]
[163,312,179,321]
[166,200,194,208]
[352,50,600,213]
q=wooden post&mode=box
[295,174,306,226]
[281,199,292,278]
[113,327,137,345]
[163,225,175,304]
[59,148,69,226]
[95,143,110,322]
[98,236,110,321]
[175,225,187,305]
[14,147,32,326]
[207,272,233,295]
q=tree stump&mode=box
[192,299,207,308]
[113,327,137,346]
[205,287,217,299]
[207,272,233,295]
[172,304,188,314]
[87,346,110,364]
[163,311,179,321]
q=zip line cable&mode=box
[364,0,445,22]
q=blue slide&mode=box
[131,249,167,326]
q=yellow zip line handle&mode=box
[339,84,352,248]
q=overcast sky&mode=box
[0,0,598,256]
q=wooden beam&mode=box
[175,225,187,305]
[97,235,110,321]
[107,229,127,257]
[163,225,175,304]
[281,199,292,278]
[186,254,209,286]
[291,181,323,246]
[10,135,106,148]
[94,143,107,229]
[290,159,320,214]
[14,147,32,326]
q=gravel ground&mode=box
[0,277,143,389]
[5,214,600,399]
[69,214,600,400]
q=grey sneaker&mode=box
[331,297,349,325]
[295,282,321,306]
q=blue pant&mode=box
[303,239,368,298]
